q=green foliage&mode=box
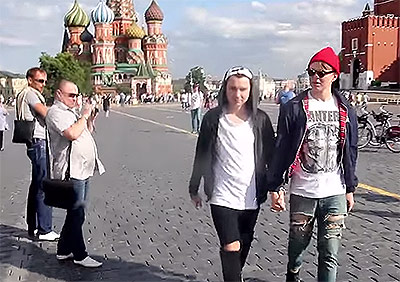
[39,52,92,97]
[115,84,131,95]
[184,66,206,93]
[370,80,381,87]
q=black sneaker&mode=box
[286,270,303,282]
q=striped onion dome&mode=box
[145,0,164,22]
[64,0,90,27]
[126,22,145,39]
[91,0,115,24]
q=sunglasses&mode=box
[34,79,47,84]
[307,69,335,78]
[224,66,253,81]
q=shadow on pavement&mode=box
[353,209,400,219]
[0,224,195,281]
[357,192,400,204]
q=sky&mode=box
[0,0,368,79]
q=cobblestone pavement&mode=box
[0,102,399,282]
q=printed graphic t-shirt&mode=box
[290,92,345,198]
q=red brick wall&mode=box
[341,15,399,82]
[374,0,400,16]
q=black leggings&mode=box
[210,204,259,247]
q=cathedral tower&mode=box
[64,0,90,57]
[143,0,168,72]
[91,0,116,84]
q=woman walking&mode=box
[189,66,277,281]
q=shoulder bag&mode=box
[12,92,35,144]
[43,141,78,209]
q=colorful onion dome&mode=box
[91,0,115,24]
[126,22,146,39]
[145,0,164,22]
[80,28,94,42]
[64,0,90,27]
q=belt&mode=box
[32,138,45,143]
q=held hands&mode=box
[190,194,202,209]
[270,189,286,212]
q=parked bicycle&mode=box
[357,105,400,153]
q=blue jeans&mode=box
[287,194,347,282]
[190,108,201,132]
[26,139,52,235]
[57,178,89,261]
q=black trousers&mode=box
[210,204,259,247]
[0,130,3,149]
[211,204,259,281]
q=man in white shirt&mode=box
[189,84,203,134]
[46,79,105,268]
[16,67,59,241]
[268,47,358,282]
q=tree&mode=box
[184,66,206,93]
[39,52,92,98]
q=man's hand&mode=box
[82,103,93,120]
[270,189,286,212]
[346,192,355,212]
[190,194,202,209]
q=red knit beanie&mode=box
[308,47,340,74]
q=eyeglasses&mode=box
[60,90,78,98]
[68,93,78,98]
[34,79,47,84]
[224,66,253,81]
[307,69,335,78]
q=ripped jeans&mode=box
[287,194,347,282]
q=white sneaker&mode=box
[56,253,74,260]
[74,256,102,268]
[38,231,60,241]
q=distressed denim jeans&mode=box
[287,194,347,282]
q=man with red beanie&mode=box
[267,47,358,282]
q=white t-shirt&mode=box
[210,113,258,210]
[190,90,203,110]
[290,93,345,198]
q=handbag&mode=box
[12,93,35,144]
[43,141,78,209]
[12,120,35,144]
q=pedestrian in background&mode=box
[189,84,203,134]
[0,95,9,151]
[276,85,296,105]
[102,93,111,117]
[16,67,59,240]
[189,66,276,281]
[46,79,105,268]
[267,47,358,282]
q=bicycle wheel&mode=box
[358,125,372,149]
[369,124,381,146]
[385,136,400,153]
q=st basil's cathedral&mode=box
[61,0,172,98]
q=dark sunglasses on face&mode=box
[307,69,335,78]
[34,79,47,84]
